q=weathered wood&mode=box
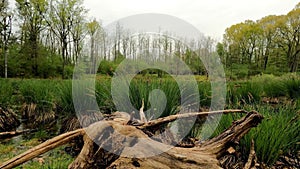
[139,99,147,123]
[68,111,262,169]
[198,111,263,156]
[0,129,32,139]
[0,110,263,169]
[140,109,248,129]
[0,129,85,169]
[243,139,258,169]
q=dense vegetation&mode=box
[0,74,299,167]
[218,3,300,78]
[1,1,299,79]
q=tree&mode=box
[223,20,265,77]
[16,0,48,76]
[276,7,300,72]
[47,0,87,78]
[87,19,101,73]
[0,0,12,78]
[257,15,280,70]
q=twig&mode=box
[244,139,256,169]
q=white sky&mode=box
[84,0,298,40]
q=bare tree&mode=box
[87,19,100,73]
[0,0,12,78]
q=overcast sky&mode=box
[84,0,298,40]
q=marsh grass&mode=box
[95,80,115,114]
[17,80,58,127]
[0,79,14,107]
[213,104,300,166]
[56,80,74,116]
[251,73,300,99]
[227,81,263,105]
[114,79,182,119]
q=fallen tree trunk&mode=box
[0,110,263,169]
[0,129,33,139]
[0,129,85,169]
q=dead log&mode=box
[0,110,263,169]
[103,111,263,169]
[0,129,85,169]
[0,129,33,139]
[198,111,262,156]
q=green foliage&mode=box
[212,104,300,166]
[18,79,56,106]
[283,73,300,99]
[227,81,262,105]
[222,4,300,77]
[95,79,115,113]
[98,60,116,76]
[226,64,249,80]
[0,79,13,107]
[56,80,74,116]
[241,105,300,166]
[251,73,300,99]
[198,82,211,107]
[0,74,299,167]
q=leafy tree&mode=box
[276,7,300,72]
[16,0,48,76]
[47,0,87,78]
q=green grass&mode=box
[227,81,263,105]
[0,138,74,169]
[0,79,14,107]
[56,80,74,116]
[212,104,300,166]
[243,105,299,166]
[251,73,300,99]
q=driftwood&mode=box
[0,129,33,139]
[243,139,259,169]
[0,110,263,169]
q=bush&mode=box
[98,60,116,76]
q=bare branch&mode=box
[139,109,248,129]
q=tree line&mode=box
[1,1,299,79]
[217,3,300,78]
[0,0,89,78]
[0,0,219,78]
